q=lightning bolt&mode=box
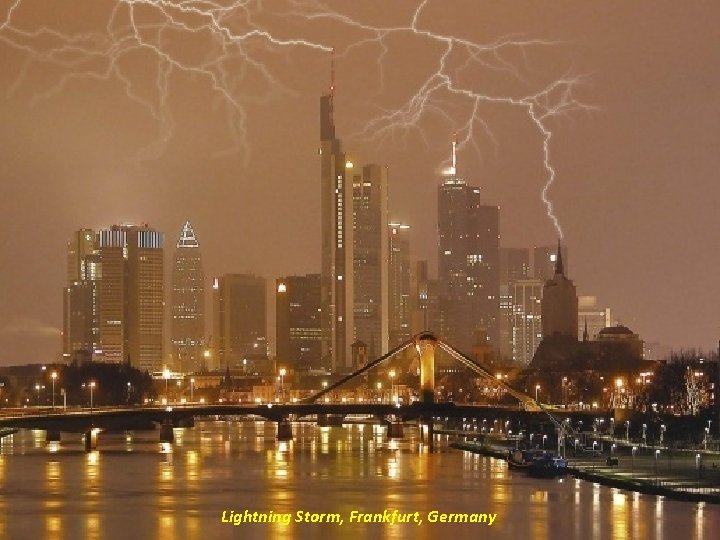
[0,0,593,235]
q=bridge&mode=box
[0,332,606,451]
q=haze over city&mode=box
[1,0,719,366]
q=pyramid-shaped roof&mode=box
[177,220,199,248]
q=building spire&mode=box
[555,239,564,276]
[330,47,335,99]
[451,132,457,174]
[583,317,589,342]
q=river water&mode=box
[0,419,718,539]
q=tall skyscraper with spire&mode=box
[171,221,205,373]
[320,50,354,372]
[437,135,500,353]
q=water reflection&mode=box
[0,421,715,539]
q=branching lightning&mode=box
[0,0,592,236]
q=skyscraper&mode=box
[276,275,322,370]
[352,163,389,358]
[63,224,164,371]
[212,274,267,371]
[388,223,411,347]
[498,248,530,359]
[320,60,354,373]
[171,221,205,373]
[541,242,578,339]
[63,229,100,362]
[437,137,499,352]
[578,295,612,341]
[511,278,543,365]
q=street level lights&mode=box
[51,371,57,410]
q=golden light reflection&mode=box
[611,489,628,540]
[158,514,175,540]
[85,513,100,540]
[695,502,704,540]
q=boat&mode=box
[507,449,569,478]
[527,455,569,478]
[507,449,545,470]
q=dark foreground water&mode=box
[0,420,718,539]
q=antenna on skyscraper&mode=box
[452,132,457,173]
[330,47,335,99]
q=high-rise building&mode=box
[212,274,267,371]
[276,275,322,371]
[352,163,389,359]
[320,70,354,373]
[437,137,499,352]
[533,245,568,282]
[541,242,578,339]
[63,229,100,362]
[125,226,164,372]
[63,224,164,372]
[578,295,612,341]
[410,260,441,336]
[388,223,411,347]
[511,278,543,365]
[171,221,205,373]
[498,248,530,359]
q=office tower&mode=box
[498,248,530,359]
[212,274,267,370]
[124,226,164,372]
[533,245,568,282]
[437,137,499,353]
[388,223,411,347]
[320,64,354,373]
[410,260,441,335]
[171,221,205,373]
[541,242,578,339]
[63,225,164,371]
[352,164,389,359]
[578,295,612,341]
[276,274,322,370]
[511,279,543,365]
[63,229,100,362]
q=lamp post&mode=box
[542,434,547,450]
[626,421,630,442]
[642,423,647,446]
[51,371,57,410]
[34,383,42,407]
[190,378,195,403]
[535,384,541,403]
[632,446,637,474]
[654,449,660,485]
[660,424,666,446]
[83,381,96,413]
[376,381,382,402]
[389,369,396,403]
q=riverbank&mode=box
[451,440,720,504]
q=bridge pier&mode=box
[387,421,404,439]
[415,332,438,404]
[45,430,61,443]
[84,430,98,452]
[277,419,294,441]
[160,420,175,443]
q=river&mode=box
[0,419,718,539]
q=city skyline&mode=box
[2,1,720,365]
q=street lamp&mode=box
[126,382,132,404]
[654,449,660,485]
[626,421,630,442]
[82,381,96,413]
[389,369,396,403]
[542,434,547,450]
[51,371,58,410]
[190,378,195,402]
[632,446,637,474]
[376,381,382,402]
[642,423,647,446]
[660,424,666,446]
[535,384,541,403]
